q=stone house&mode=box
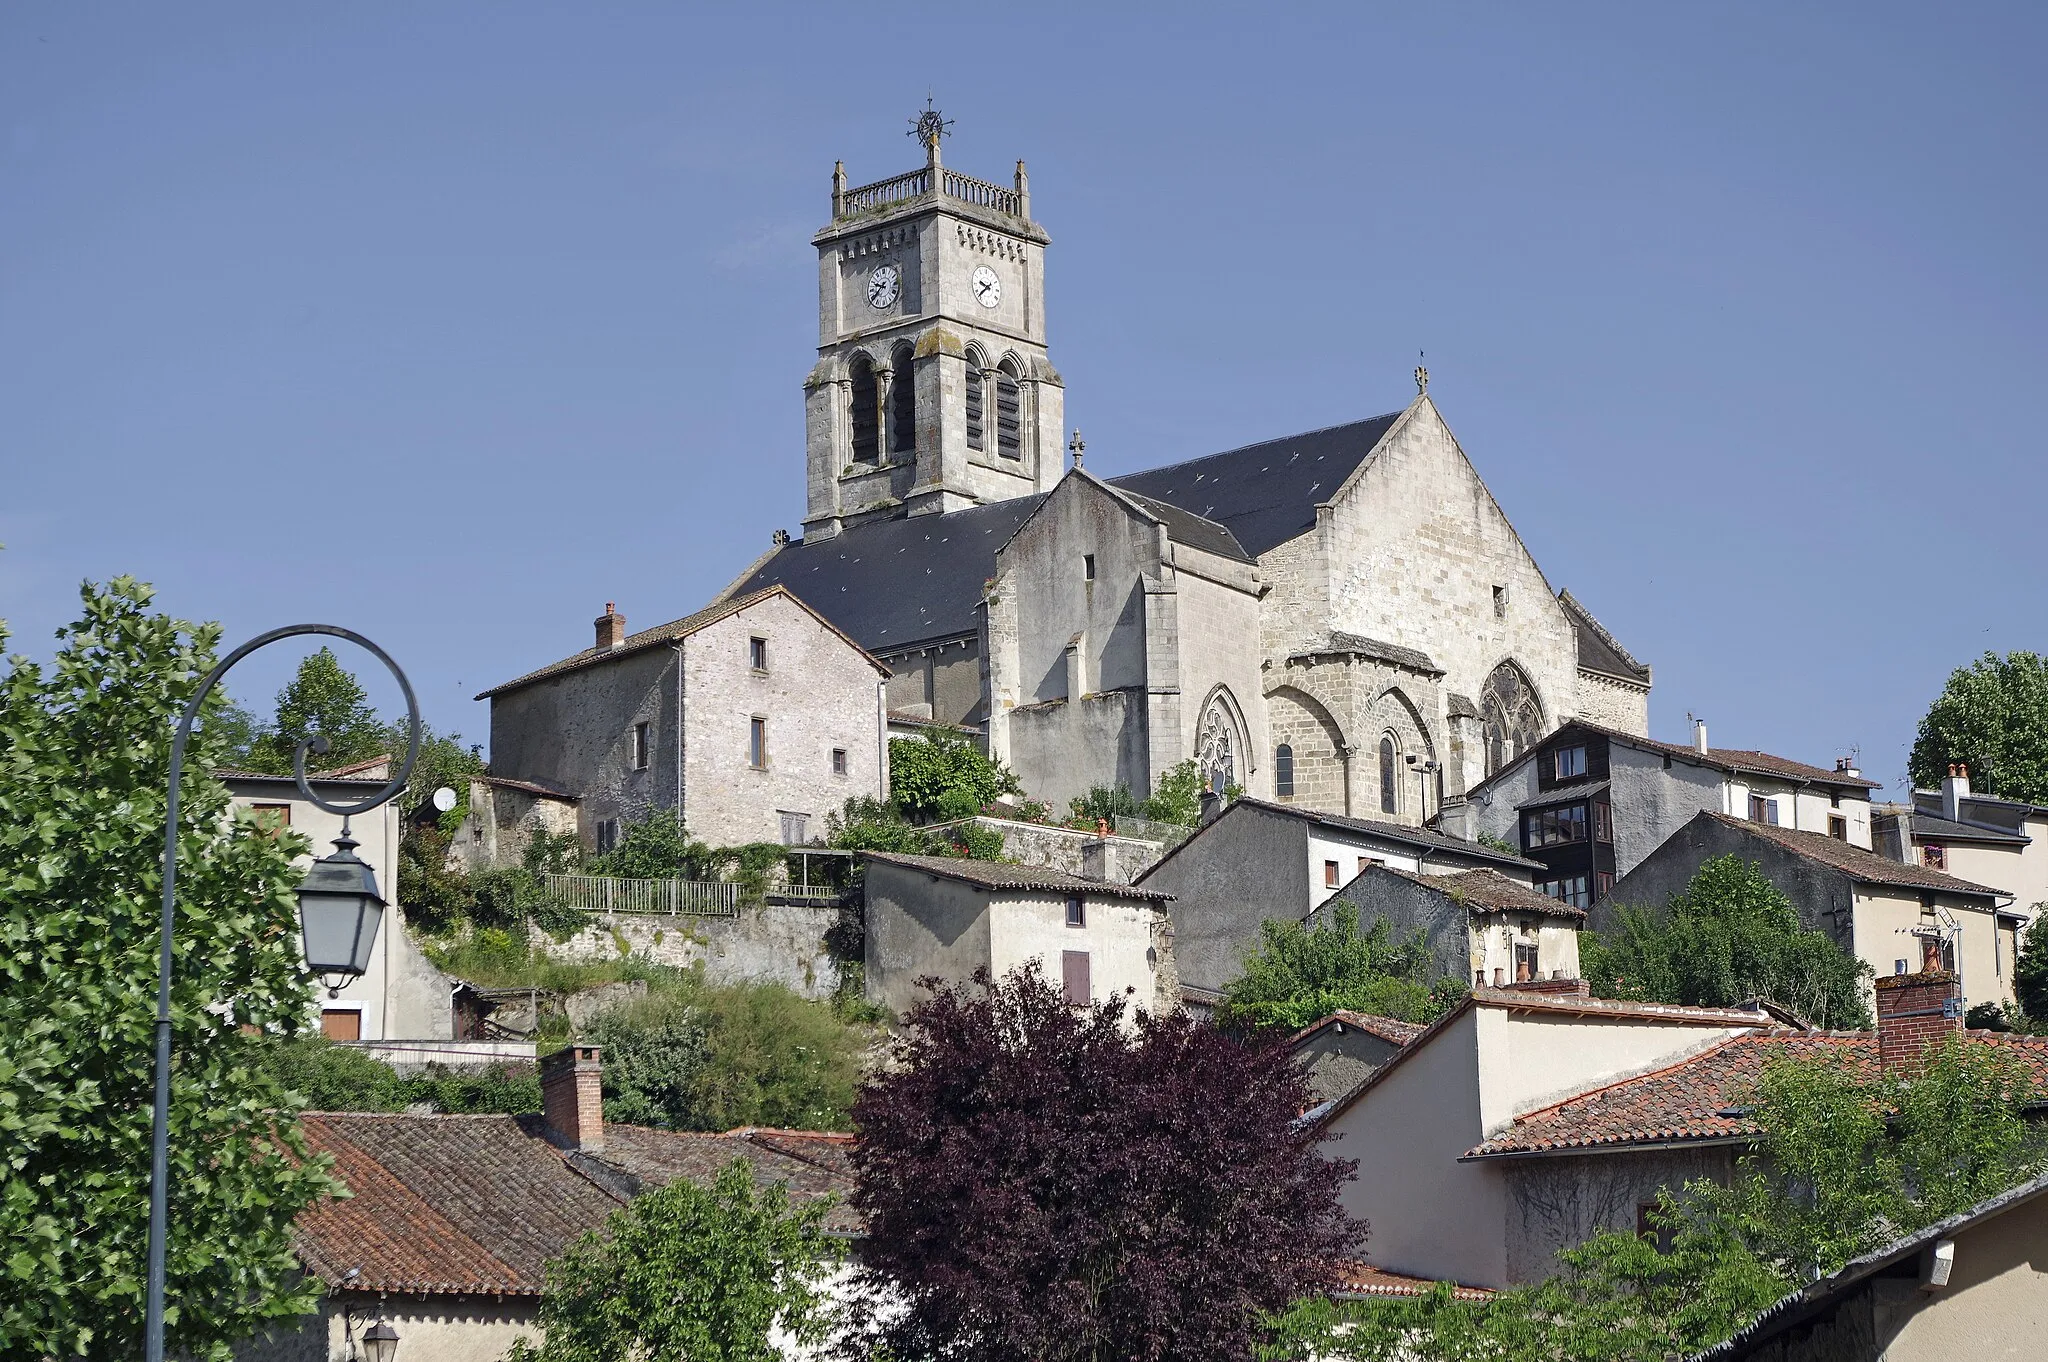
[1458,718,1880,911]
[235,1046,858,1361]
[1694,1166,2048,1362]
[861,850,1177,1017]
[1874,763,2048,917]
[1601,810,2019,1010]
[478,586,890,852]
[1329,865,1585,990]
[1132,795,1542,998]
[219,759,452,1044]
[719,130,1651,819]
[447,773,580,873]
[1289,1010,1426,1109]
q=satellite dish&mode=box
[431,786,458,813]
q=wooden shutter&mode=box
[995,370,1021,458]
[320,1009,361,1042]
[1061,950,1090,1006]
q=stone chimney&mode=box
[1692,716,1709,755]
[1080,830,1117,883]
[1507,976,1592,998]
[1875,969,1961,1072]
[595,603,627,652]
[1836,755,1862,780]
[1943,764,1971,822]
[540,1044,605,1151]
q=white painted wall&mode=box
[1305,830,1428,911]
[987,890,1160,1010]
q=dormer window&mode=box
[1553,745,1587,780]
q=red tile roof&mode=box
[1329,1260,1495,1301]
[1465,1030,2048,1159]
[1291,1010,1429,1048]
[295,1112,857,1295]
[1697,811,2006,898]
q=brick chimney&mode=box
[540,1044,605,1150]
[595,602,627,651]
[1942,764,1971,822]
[1875,969,1961,1072]
[1508,977,1592,998]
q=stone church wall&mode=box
[1574,668,1650,734]
[1268,684,1349,812]
[1166,550,1266,793]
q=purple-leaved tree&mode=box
[848,964,1361,1362]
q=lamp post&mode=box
[143,625,420,1362]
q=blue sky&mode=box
[3,2,2042,795]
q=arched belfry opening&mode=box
[964,346,987,452]
[848,353,879,464]
[1480,660,1545,776]
[888,342,917,457]
[995,359,1023,461]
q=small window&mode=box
[1594,871,1614,898]
[1829,814,1848,841]
[631,721,650,771]
[1061,950,1091,1006]
[319,1009,362,1042]
[1922,844,1947,871]
[1379,736,1398,815]
[1748,794,1779,825]
[749,717,768,770]
[1536,875,1591,909]
[249,802,292,833]
[1323,860,1341,888]
[1082,554,1096,582]
[779,811,810,846]
[1274,744,1295,798]
[1492,585,1509,618]
[831,747,848,776]
[1514,941,1540,983]
[596,818,620,854]
[1592,801,1613,843]
[1066,895,1086,927]
[1523,804,1588,849]
[749,637,768,672]
[1358,857,1370,876]
[1553,745,1587,780]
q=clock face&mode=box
[865,263,901,310]
[971,265,1002,308]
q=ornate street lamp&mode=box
[142,625,420,1362]
[362,1315,401,1362]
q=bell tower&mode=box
[802,105,1064,538]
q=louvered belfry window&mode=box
[889,345,916,456]
[849,354,879,463]
[995,366,1022,459]
[965,360,986,451]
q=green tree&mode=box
[888,731,1021,822]
[1582,855,1872,1029]
[0,580,339,1360]
[1139,758,1207,826]
[244,645,389,773]
[1069,782,1139,824]
[507,1159,842,1362]
[2013,909,2048,1026]
[585,808,713,880]
[1218,902,1462,1032]
[1909,650,2048,804]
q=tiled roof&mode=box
[1699,811,2006,897]
[1466,1030,2048,1159]
[1329,1260,1495,1301]
[1477,719,1880,799]
[1291,1010,1429,1048]
[475,586,887,700]
[1364,865,1587,921]
[1230,797,1544,869]
[216,768,384,786]
[479,773,580,800]
[314,755,394,779]
[864,850,1174,902]
[294,1112,859,1295]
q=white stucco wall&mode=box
[1306,830,1428,912]
[1852,886,2014,1011]
[987,889,1161,1011]
[224,776,450,1042]
[1483,1008,1755,1133]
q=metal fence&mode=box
[541,873,741,918]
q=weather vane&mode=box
[909,93,953,148]
[1414,350,1429,395]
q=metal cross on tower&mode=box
[909,95,953,150]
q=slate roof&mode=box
[864,850,1176,901]
[1475,719,1881,802]
[1886,808,2029,845]
[1698,811,2006,898]
[1517,778,1611,811]
[1229,796,1545,869]
[1105,412,1404,557]
[294,1113,858,1295]
[1291,1010,1429,1049]
[1557,589,1652,686]
[726,495,1047,654]
[1362,865,1588,921]
[1111,485,1252,563]
[1466,1029,2048,1159]
[475,586,887,700]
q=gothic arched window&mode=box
[995,360,1022,460]
[1379,735,1399,815]
[1480,660,1545,776]
[1198,696,1239,796]
[849,354,879,464]
[1274,744,1295,798]
[965,349,986,452]
[888,343,916,456]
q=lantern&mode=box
[296,830,386,985]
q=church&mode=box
[722,113,1652,827]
